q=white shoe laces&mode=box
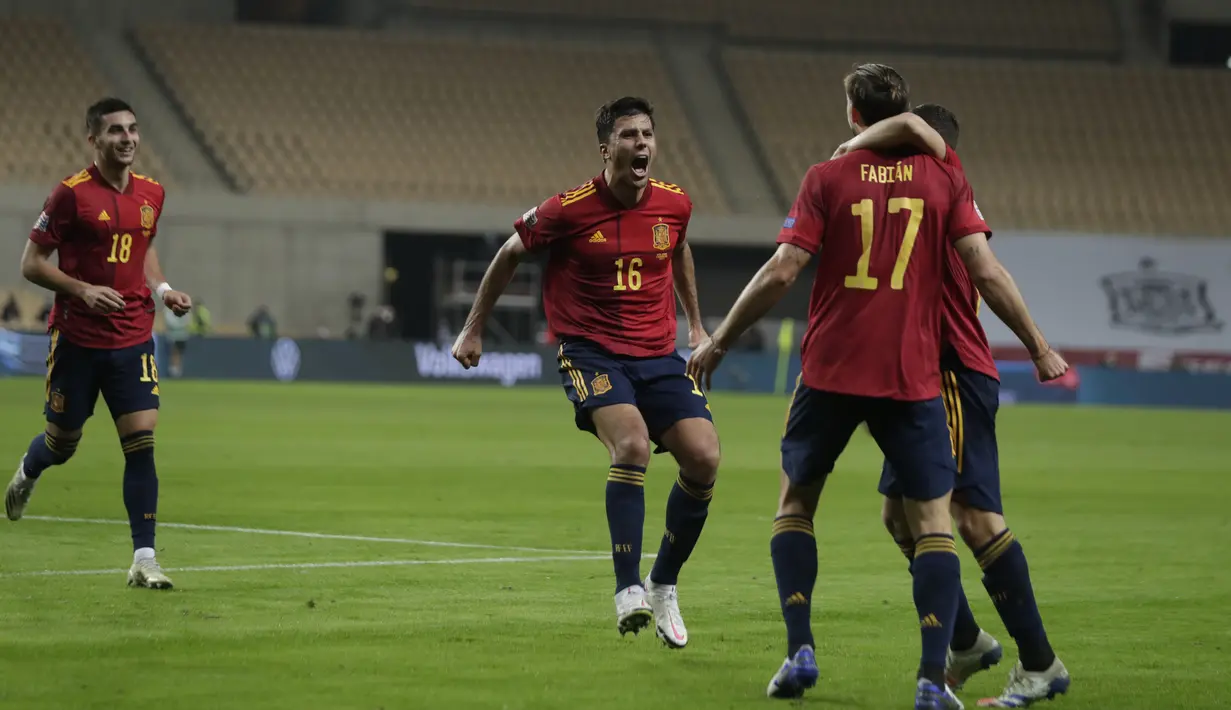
[657,586,684,624]
[998,666,1040,699]
[138,558,165,575]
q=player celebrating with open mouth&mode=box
[452,97,720,648]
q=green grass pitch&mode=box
[0,377,1227,709]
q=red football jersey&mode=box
[778,149,987,400]
[29,165,165,349]
[514,173,691,358]
[940,148,997,380]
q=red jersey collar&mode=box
[595,170,653,211]
[88,163,135,195]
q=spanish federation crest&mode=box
[1100,258,1222,335]
[591,373,612,396]
[140,204,156,230]
[652,222,671,251]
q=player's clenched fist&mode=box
[1033,349,1069,382]
[79,284,126,314]
[451,329,483,369]
[162,290,192,317]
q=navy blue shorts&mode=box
[879,364,1002,513]
[44,331,161,431]
[782,384,956,501]
[556,339,713,453]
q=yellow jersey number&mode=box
[107,233,134,264]
[844,198,924,290]
[139,353,159,383]
[613,257,643,291]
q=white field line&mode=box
[26,516,596,554]
[0,555,613,579]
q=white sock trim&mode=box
[134,547,156,562]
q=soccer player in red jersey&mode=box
[688,65,1066,707]
[836,104,1071,708]
[452,97,719,648]
[4,98,193,590]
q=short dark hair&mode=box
[912,103,960,150]
[843,63,909,127]
[595,96,654,143]
[86,98,135,136]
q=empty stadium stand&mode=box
[0,288,50,333]
[725,49,1231,236]
[0,21,169,188]
[133,25,728,212]
[399,0,1120,58]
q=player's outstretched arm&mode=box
[832,113,946,160]
[672,241,706,347]
[687,243,811,389]
[20,239,124,314]
[954,233,1068,381]
[143,245,192,316]
[452,233,527,368]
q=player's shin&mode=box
[22,431,79,479]
[649,471,713,585]
[770,514,817,657]
[895,534,981,653]
[120,431,158,553]
[911,532,962,687]
[977,530,1055,672]
[606,464,646,592]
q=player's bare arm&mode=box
[953,233,1067,381]
[687,243,811,389]
[672,241,706,347]
[20,239,124,314]
[143,244,191,316]
[452,233,527,368]
[832,112,946,160]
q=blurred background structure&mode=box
[1,0,1229,375]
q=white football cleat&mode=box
[128,557,174,590]
[978,659,1070,708]
[5,457,35,521]
[614,584,652,636]
[947,629,1004,689]
[645,577,688,648]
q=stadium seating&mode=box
[399,0,720,25]
[0,287,50,333]
[0,21,169,188]
[725,49,1231,236]
[398,0,1120,57]
[133,26,728,212]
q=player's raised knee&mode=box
[953,505,1006,550]
[678,442,720,483]
[662,419,720,482]
[609,435,651,467]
